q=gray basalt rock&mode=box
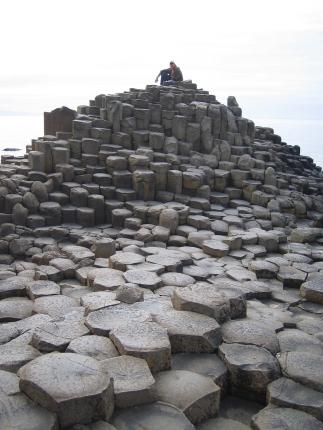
[296,316,323,335]
[85,304,151,335]
[154,309,222,353]
[123,269,162,290]
[0,297,33,322]
[115,284,144,304]
[110,252,145,271]
[155,370,220,424]
[219,343,281,401]
[277,328,323,355]
[277,265,307,287]
[251,406,323,430]
[146,253,182,271]
[172,283,231,323]
[26,280,61,299]
[49,257,76,278]
[290,227,321,243]
[221,319,279,354]
[197,416,250,430]
[300,278,323,304]
[63,245,95,263]
[109,321,171,373]
[111,401,195,430]
[31,181,48,202]
[18,352,114,428]
[12,202,29,225]
[248,260,279,278]
[171,353,228,393]
[202,240,229,257]
[267,377,323,421]
[2,80,323,426]
[67,335,119,360]
[93,238,116,258]
[31,319,90,352]
[33,295,80,317]
[70,421,117,430]
[9,238,33,256]
[0,313,53,346]
[0,343,41,372]
[87,268,125,291]
[0,392,58,430]
[100,355,156,408]
[0,369,20,395]
[161,272,195,287]
[80,291,119,313]
[277,351,323,392]
[22,191,40,213]
[159,208,179,234]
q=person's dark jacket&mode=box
[161,67,183,82]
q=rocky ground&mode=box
[0,82,323,429]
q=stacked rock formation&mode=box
[0,81,323,429]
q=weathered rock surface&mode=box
[18,352,114,427]
[0,392,58,430]
[154,309,222,352]
[67,335,119,360]
[100,355,156,408]
[219,342,281,401]
[109,321,171,372]
[171,353,228,392]
[1,80,323,427]
[111,401,195,429]
[33,294,80,317]
[251,406,323,430]
[85,304,151,335]
[278,351,323,392]
[31,319,90,352]
[267,377,323,421]
[300,278,323,304]
[155,370,220,423]
[221,319,279,354]
[172,283,232,322]
[0,343,41,372]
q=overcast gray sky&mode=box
[0,0,323,160]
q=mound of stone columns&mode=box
[0,81,323,429]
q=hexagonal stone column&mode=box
[18,353,114,428]
[100,356,156,408]
[267,377,323,421]
[219,343,281,401]
[155,370,220,424]
[154,309,222,353]
[252,407,323,430]
[172,283,231,323]
[0,344,41,372]
[110,321,171,372]
[300,278,323,304]
[171,353,228,394]
[221,319,279,354]
[277,351,323,392]
[31,320,90,352]
[132,170,155,201]
[85,304,151,336]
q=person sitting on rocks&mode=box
[155,61,183,86]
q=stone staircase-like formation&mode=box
[0,82,323,430]
[1,81,322,230]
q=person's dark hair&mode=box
[170,61,175,65]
